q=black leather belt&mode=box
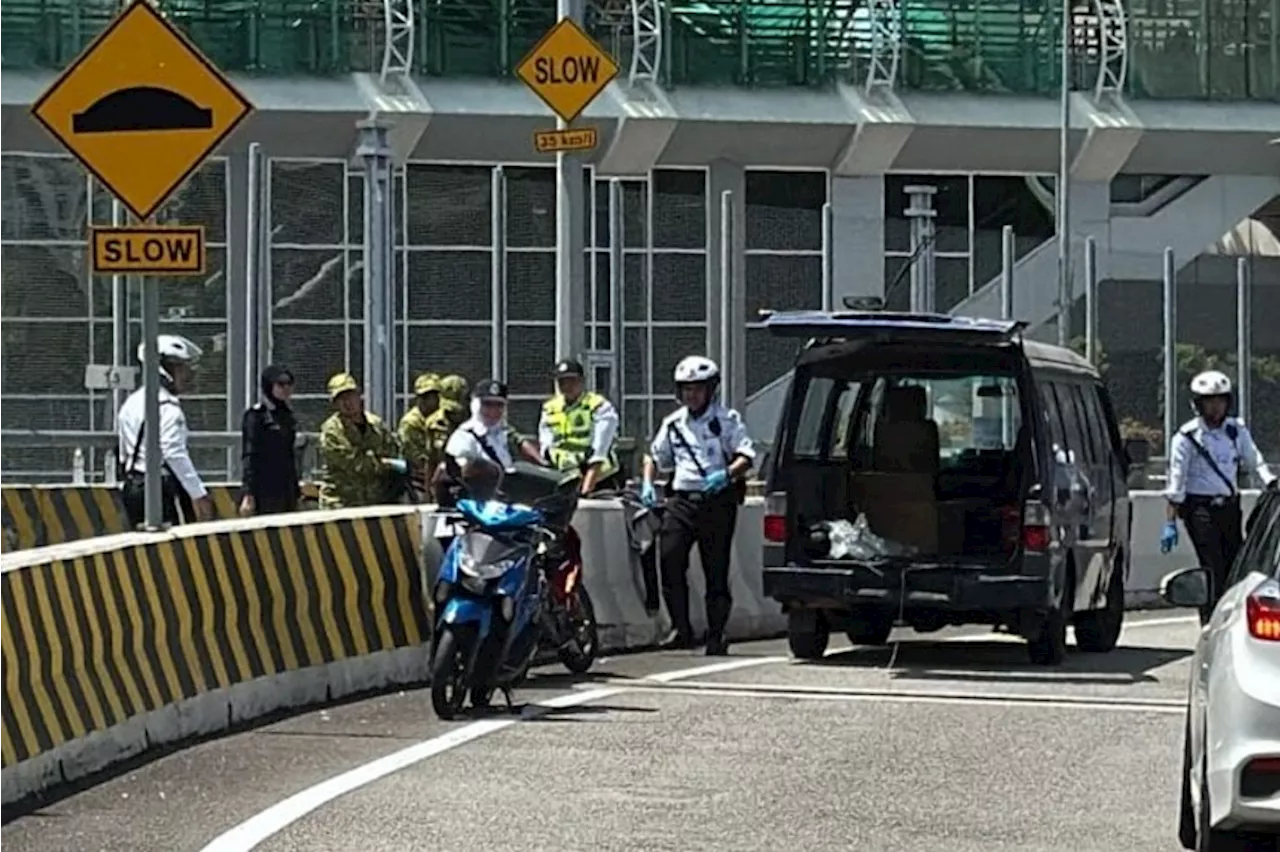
[1185,494,1237,508]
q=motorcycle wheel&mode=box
[430,623,476,720]
[558,585,600,675]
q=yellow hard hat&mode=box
[413,372,442,396]
[327,372,360,400]
[440,374,469,401]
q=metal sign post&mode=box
[141,277,164,528]
[516,14,619,362]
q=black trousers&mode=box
[658,489,739,640]
[1179,495,1243,621]
[122,473,194,529]
[252,492,299,515]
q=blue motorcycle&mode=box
[429,464,581,719]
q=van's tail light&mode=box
[1000,505,1021,550]
[1245,578,1280,641]
[763,491,787,543]
[1020,500,1052,553]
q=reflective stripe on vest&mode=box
[544,392,616,477]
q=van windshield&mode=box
[792,372,1023,468]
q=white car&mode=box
[1161,492,1280,851]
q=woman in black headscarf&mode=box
[239,364,301,516]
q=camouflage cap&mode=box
[327,372,360,400]
[439,374,469,401]
[413,372,442,396]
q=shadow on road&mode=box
[815,641,1192,685]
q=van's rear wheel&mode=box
[1074,554,1125,653]
[787,609,830,660]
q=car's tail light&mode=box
[1021,500,1052,553]
[1245,578,1280,641]
[1240,756,1280,799]
[764,491,787,543]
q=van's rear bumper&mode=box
[762,562,1052,612]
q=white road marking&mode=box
[638,678,1187,707]
[1120,614,1200,629]
[630,684,1187,714]
[199,656,783,852]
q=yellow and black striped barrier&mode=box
[0,483,314,552]
[0,508,426,778]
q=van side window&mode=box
[1094,385,1126,455]
[1079,384,1114,467]
[1039,382,1066,451]
[829,382,861,460]
[1066,384,1100,465]
[793,377,835,459]
[1052,382,1089,465]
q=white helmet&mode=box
[1189,369,1231,398]
[674,355,719,385]
[138,335,202,386]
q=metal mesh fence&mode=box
[269,158,361,431]
[744,170,827,396]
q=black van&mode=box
[760,310,1144,666]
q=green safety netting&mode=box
[2,0,1274,99]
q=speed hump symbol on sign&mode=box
[515,18,619,125]
[29,0,252,222]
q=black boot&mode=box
[705,632,729,656]
[660,628,696,650]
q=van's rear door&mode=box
[763,310,1026,347]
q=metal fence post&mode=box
[719,190,734,407]
[1163,247,1177,456]
[1084,234,1098,364]
[491,165,507,380]
[821,201,834,312]
[1237,256,1252,427]
[608,179,625,412]
[1000,224,1015,320]
[904,185,937,313]
[357,120,396,421]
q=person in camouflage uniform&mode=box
[434,374,470,433]
[318,372,403,509]
[397,372,446,500]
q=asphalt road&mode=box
[3,610,1208,852]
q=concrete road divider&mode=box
[0,506,427,805]
[2,483,268,552]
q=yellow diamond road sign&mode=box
[30,0,253,222]
[516,18,619,125]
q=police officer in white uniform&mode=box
[1163,369,1276,621]
[117,334,214,527]
[641,356,755,655]
[442,379,541,501]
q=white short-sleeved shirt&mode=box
[648,401,755,492]
[445,416,514,470]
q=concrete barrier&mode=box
[0,483,248,552]
[1127,489,1261,605]
[0,506,427,804]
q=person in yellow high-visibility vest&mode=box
[538,358,621,495]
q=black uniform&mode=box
[240,365,301,515]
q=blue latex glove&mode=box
[640,480,657,507]
[1159,520,1179,554]
[703,470,729,494]
[386,457,409,475]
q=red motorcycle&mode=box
[539,523,600,674]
